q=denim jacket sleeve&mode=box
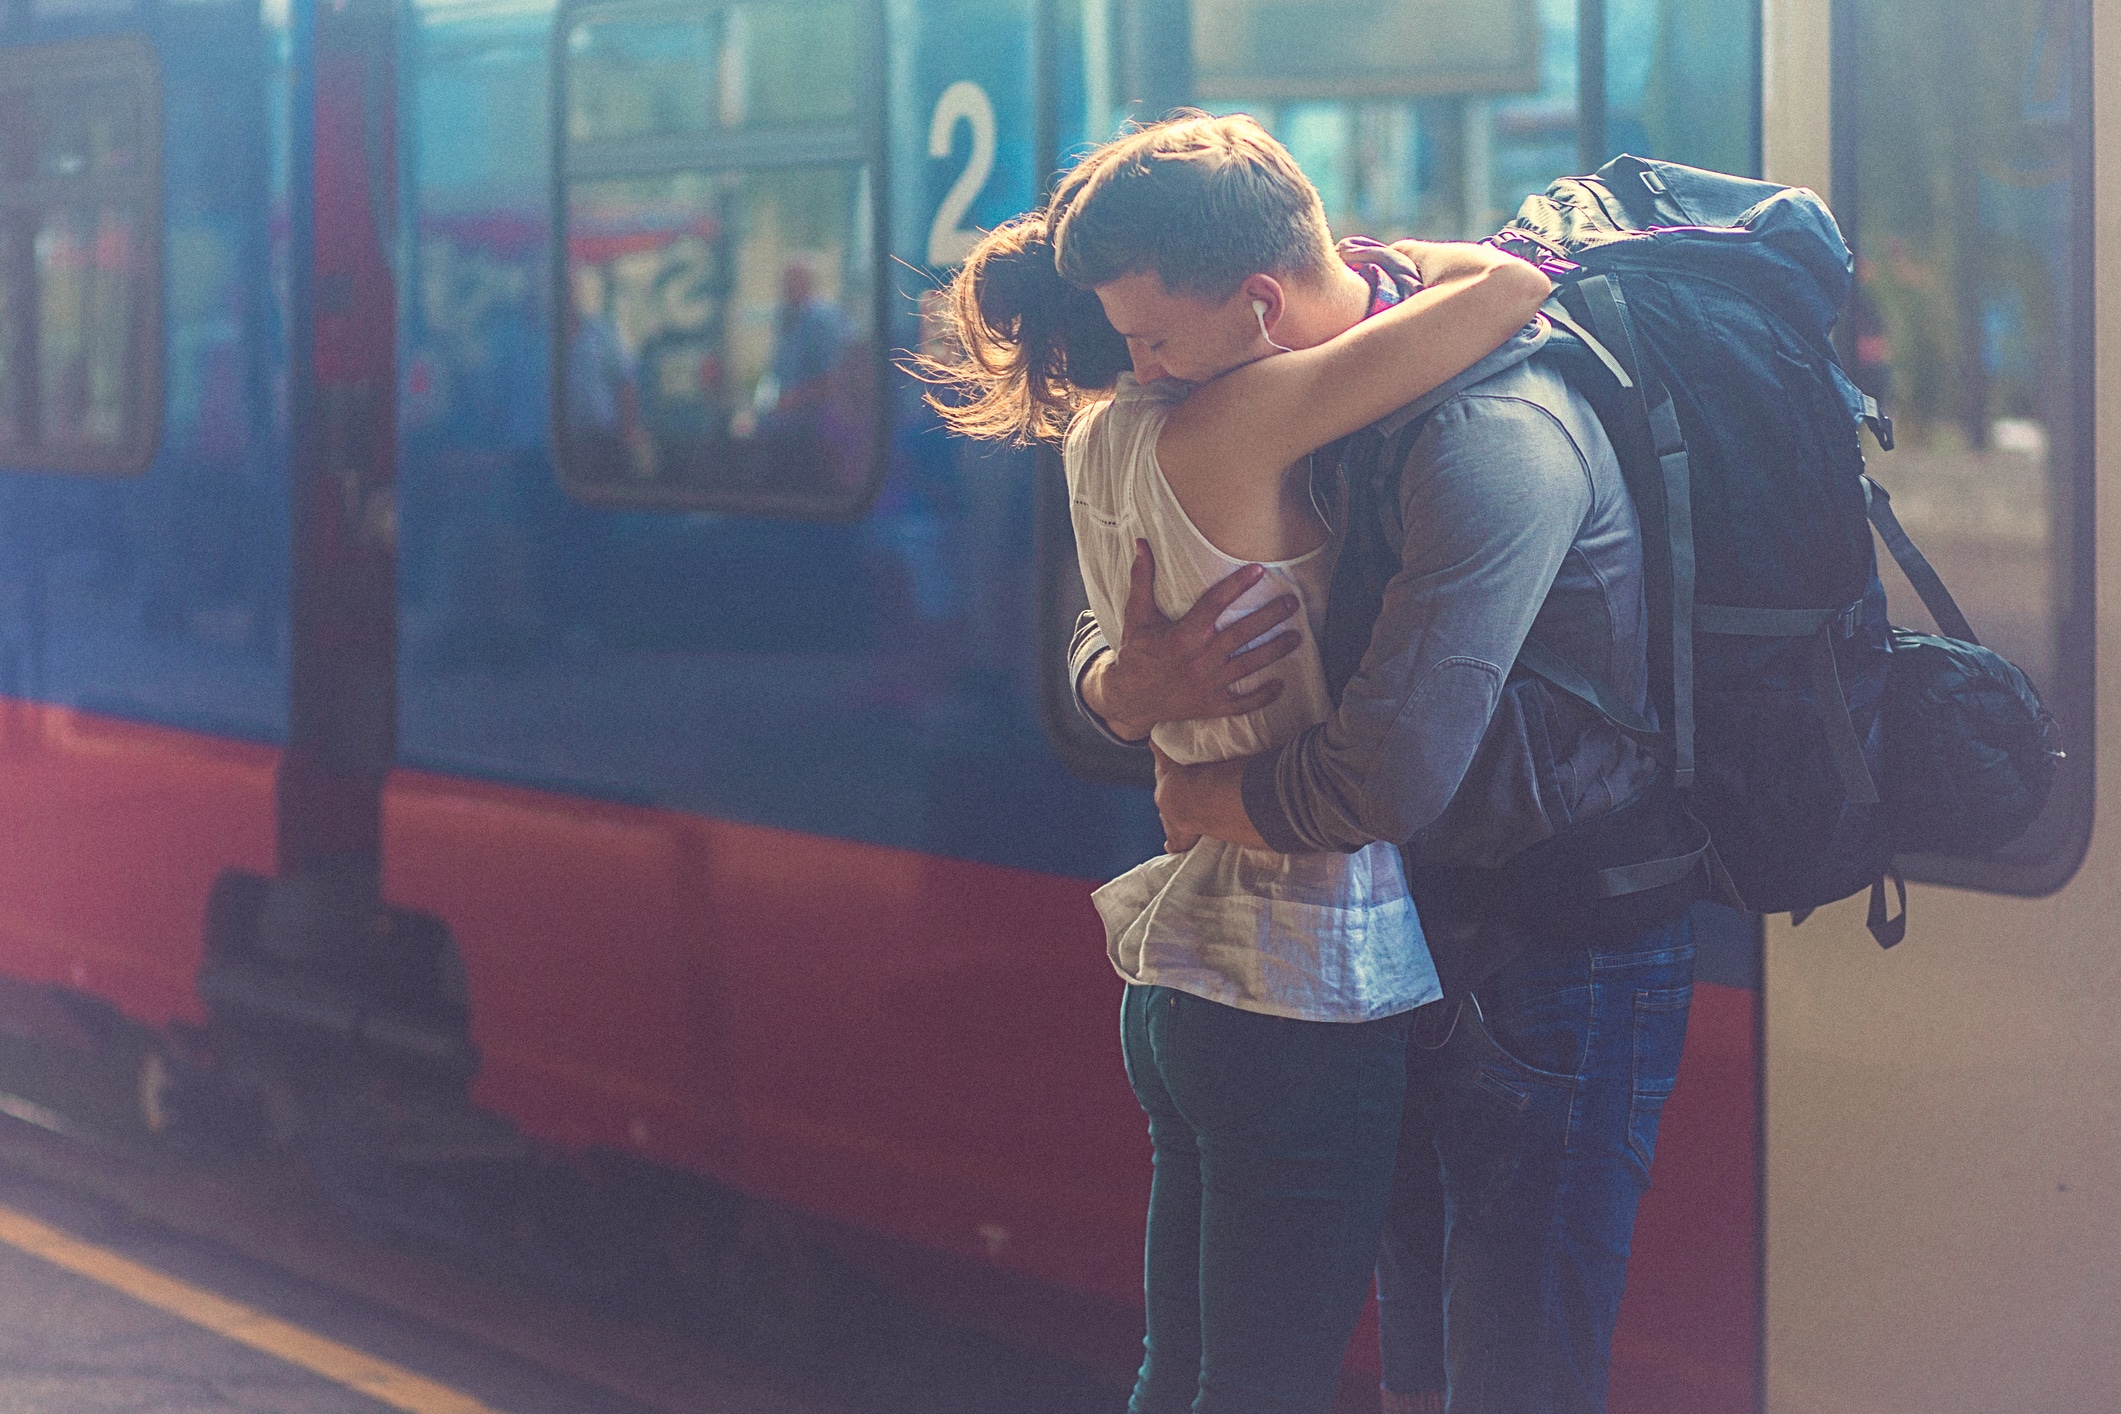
[1241,389,1594,853]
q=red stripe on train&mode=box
[0,706,1757,1405]
[383,767,1761,1406]
[0,699,277,1025]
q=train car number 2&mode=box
[926,80,997,268]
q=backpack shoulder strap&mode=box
[1575,272,1698,791]
[1318,418,1430,703]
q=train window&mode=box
[565,1,860,141]
[1599,0,1760,177]
[1840,0,2092,891]
[557,0,878,516]
[1194,0,1763,244]
[565,11,722,143]
[0,38,160,476]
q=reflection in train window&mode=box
[1600,0,1759,177]
[565,0,861,141]
[1842,0,2091,887]
[0,39,160,475]
[559,0,875,514]
[1192,0,1761,245]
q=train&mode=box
[0,0,2100,1409]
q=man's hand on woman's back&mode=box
[1079,541,1304,740]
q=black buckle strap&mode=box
[1591,809,1722,900]
[1863,476,1978,645]
[1860,395,1896,452]
[1515,634,1659,738]
[1790,870,1907,948]
[1703,837,1745,910]
[1593,841,1705,898]
[1867,871,1908,948]
[1807,616,1881,806]
[1831,363,1897,451]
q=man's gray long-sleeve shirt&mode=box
[1071,323,1659,870]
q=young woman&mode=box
[927,114,1550,1414]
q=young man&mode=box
[1071,232,1702,1414]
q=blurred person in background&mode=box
[564,261,654,481]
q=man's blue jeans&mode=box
[1376,917,1697,1413]
[1121,984,1412,1414]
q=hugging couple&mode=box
[930,114,1703,1414]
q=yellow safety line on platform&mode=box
[0,1200,507,1414]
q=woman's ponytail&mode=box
[918,213,1129,445]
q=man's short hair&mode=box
[1051,112,1336,299]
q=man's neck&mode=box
[1277,263,1376,351]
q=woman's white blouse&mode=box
[1066,374,1440,1023]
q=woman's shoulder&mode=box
[1068,375,1184,458]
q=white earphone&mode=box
[1253,298,1294,353]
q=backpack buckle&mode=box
[1835,600,1864,639]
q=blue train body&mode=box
[0,6,292,743]
[398,0,1160,882]
[0,4,1768,1402]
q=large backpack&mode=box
[1494,155,2059,945]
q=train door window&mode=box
[0,37,161,475]
[1839,0,2092,891]
[556,0,879,516]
